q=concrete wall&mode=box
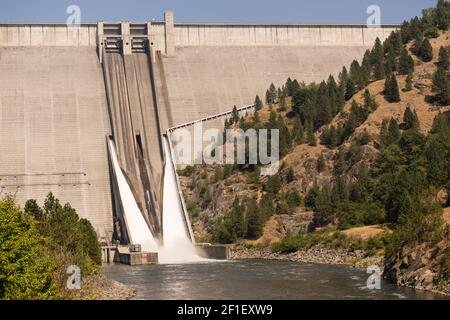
[169,24,394,47]
[0,24,97,46]
[0,21,396,53]
[157,45,374,128]
[0,46,113,239]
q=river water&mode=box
[102,260,448,300]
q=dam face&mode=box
[0,14,395,244]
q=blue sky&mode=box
[0,0,438,24]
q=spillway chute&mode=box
[107,138,158,252]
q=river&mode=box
[102,260,448,300]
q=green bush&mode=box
[0,196,59,299]
[271,233,306,253]
[424,26,440,38]
[177,166,194,177]
[285,190,302,209]
[210,218,235,244]
[186,202,200,219]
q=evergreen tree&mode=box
[334,150,346,175]
[254,95,263,110]
[425,135,449,187]
[405,72,414,91]
[358,129,371,145]
[313,185,334,226]
[317,153,326,172]
[306,122,317,146]
[285,78,294,96]
[231,105,239,123]
[230,197,246,238]
[266,83,277,105]
[419,38,433,62]
[331,176,349,205]
[384,74,401,102]
[387,118,401,145]
[372,38,386,80]
[436,0,450,30]
[246,198,263,239]
[363,89,378,112]
[399,47,415,75]
[432,66,450,105]
[390,74,401,102]
[350,60,364,89]
[292,117,304,144]
[403,105,420,130]
[379,118,390,148]
[361,50,372,84]
[345,78,356,101]
[338,66,349,98]
[305,183,320,208]
[438,46,450,70]
[286,167,295,182]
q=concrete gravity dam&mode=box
[0,12,395,256]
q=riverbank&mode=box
[229,244,450,297]
[229,244,383,270]
[66,274,136,300]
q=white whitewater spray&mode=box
[107,138,158,252]
[159,135,206,264]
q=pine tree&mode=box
[285,78,294,96]
[379,118,390,148]
[419,38,433,62]
[334,150,345,175]
[426,135,449,187]
[372,38,386,80]
[438,46,449,70]
[230,197,246,238]
[231,105,239,123]
[436,0,450,30]
[345,78,356,101]
[313,185,334,226]
[432,66,450,105]
[350,60,363,89]
[307,122,317,146]
[358,129,371,145]
[384,74,401,102]
[413,33,423,56]
[254,95,263,110]
[246,198,263,239]
[387,118,401,145]
[331,176,348,205]
[361,50,372,84]
[363,89,378,111]
[292,117,304,144]
[268,83,277,105]
[403,105,420,130]
[405,72,414,91]
[399,47,415,75]
[317,153,326,172]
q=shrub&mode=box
[177,166,194,177]
[186,202,200,219]
[0,196,59,299]
[424,26,440,38]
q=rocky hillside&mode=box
[180,30,450,244]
